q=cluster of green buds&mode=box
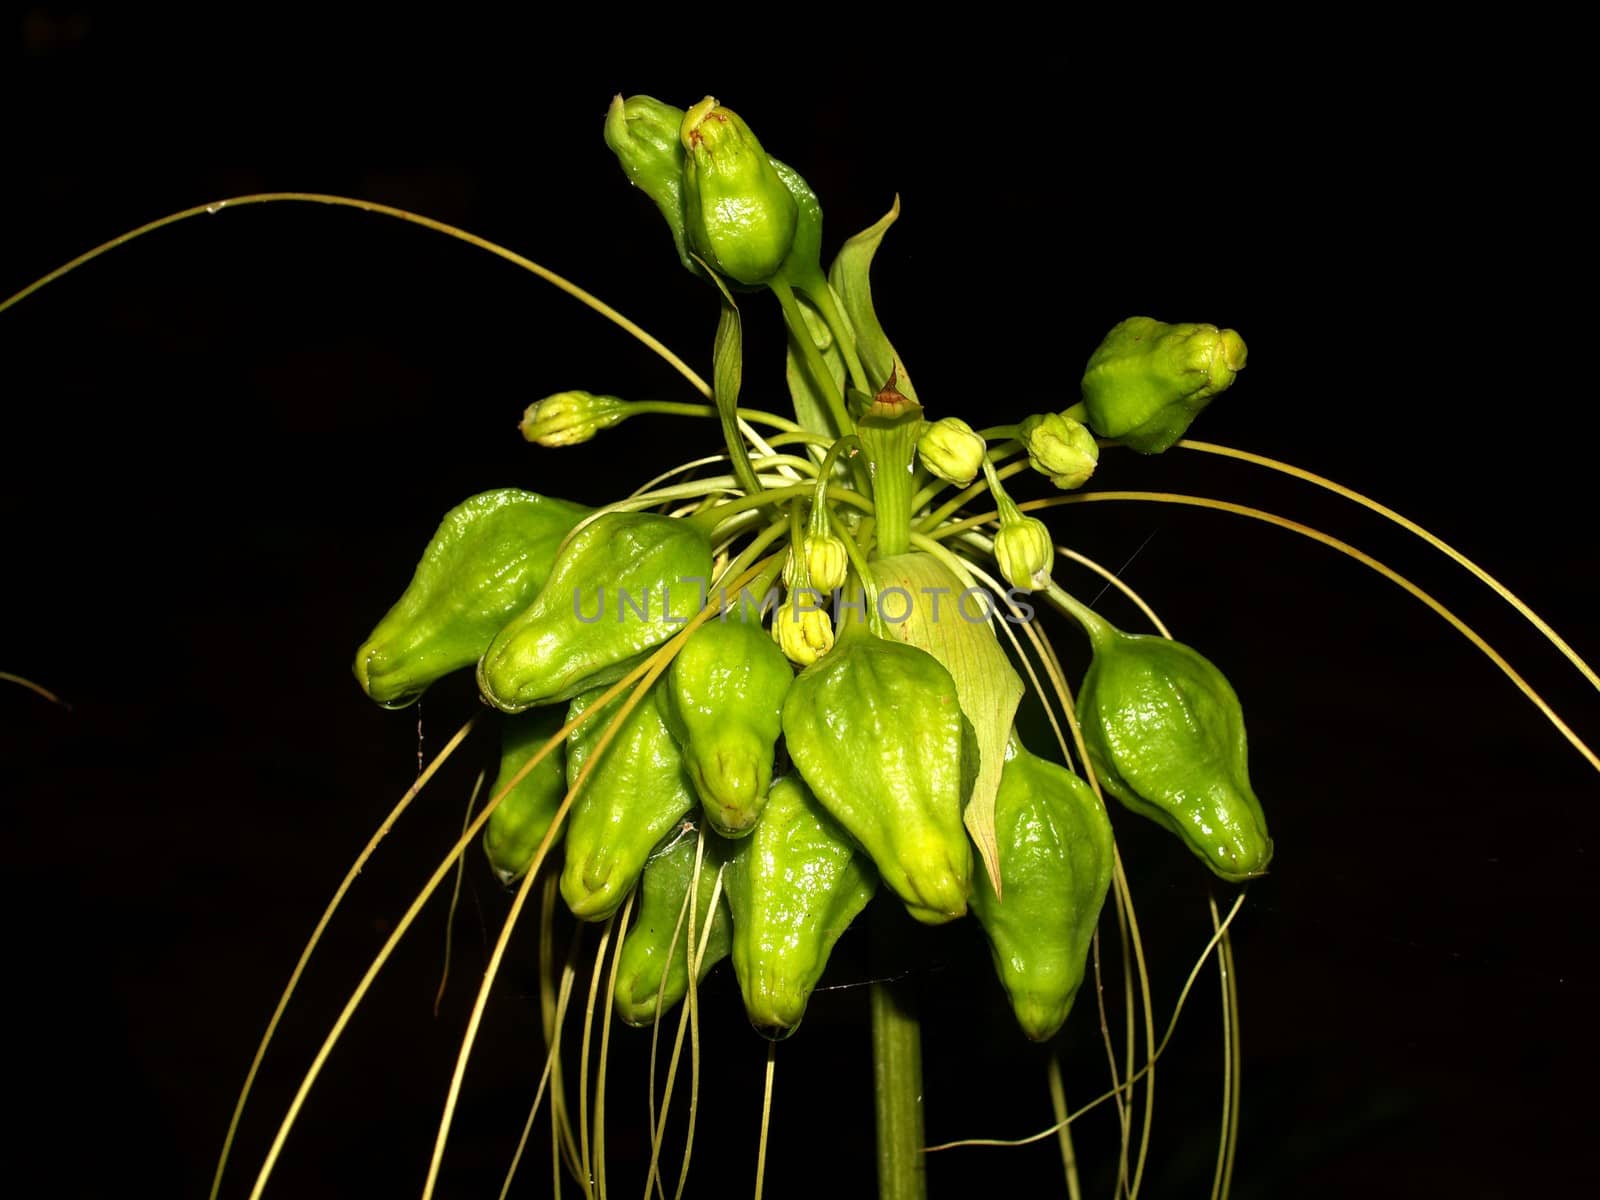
[351,93,1267,1050]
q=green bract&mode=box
[724,775,877,1038]
[353,488,590,707]
[1080,316,1247,454]
[560,682,698,921]
[477,511,712,712]
[659,612,793,838]
[612,826,733,1026]
[680,97,798,287]
[970,734,1114,1041]
[482,708,569,886]
[781,628,971,925]
[1077,627,1273,882]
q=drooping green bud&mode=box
[482,708,568,886]
[970,732,1113,1041]
[782,633,971,925]
[561,681,697,920]
[724,775,876,1037]
[1077,627,1273,883]
[659,612,793,838]
[918,416,986,487]
[354,489,590,707]
[994,504,1055,592]
[478,512,712,712]
[612,826,732,1025]
[1080,317,1247,454]
[603,94,699,274]
[519,390,629,447]
[1017,411,1099,489]
[680,96,798,287]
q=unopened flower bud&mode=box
[773,597,835,666]
[603,94,698,274]
[918,417,986,487]
[1081,317,1247,454]
[804,533,849,593]
[1017,412,1099,490]
[680,97,798,286]
[519,390,629,447]
[994,515,1055,592]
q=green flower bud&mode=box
[680,96,798,287]
[519,390,629,447]
[994,514,1054,592]
[918,417,986,487]
[1077,629,1272,883]
[1017,412,1099,490]
[603,94,699,275]
[1081,317,1247,454]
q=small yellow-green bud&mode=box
[995,516,1055,592]
[917,417,986,487]
[1017,412,1099,490]
[804,533,849,593]
[519,391,629,447]
[773,599,834,666]
[1081,317,1247,454]
[680,97,798,287]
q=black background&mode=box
[4,13,1596,1198]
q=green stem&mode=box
[626,401,811,433]
[871,978,926,1200]
[688,481,873,537]
[1044,581,1115,649]
[805,280,872,396]
[911,447,1025,530]
[770,276,853,437]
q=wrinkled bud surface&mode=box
[1081,316,1247,454]
[520,390,629,447]
[994,515,1055,591]
[354,489,590,707]
[680,96,798,286]
[917,416,986,487]
[1018,411,1099,489]
[774,598,835,666]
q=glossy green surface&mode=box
[560,681,697,921]
[680,98,798,287]
[660,614,793,838]
[612,825,733,1026]
[482,708,569,885]
[353,488,589,707]
[477,511,712,712]
[723,775,876,1038]
[1080,316,1247,453]
[781,633,971,924]
[970,735,1113,1041]
[1078,630,1273,882]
